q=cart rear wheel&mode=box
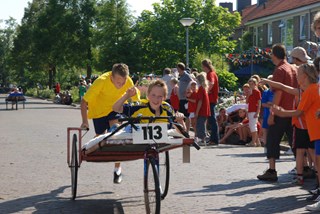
[71,133,78,200]
[159,151,170,200]
[144,156,161,214]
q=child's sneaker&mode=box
[306,201,320,211]
[292,176,304,186]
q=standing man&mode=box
[202,59,219,145]
[162,67,173,103]
[177,62,192,133]
[80,63,140,184]
[257,44,298,182]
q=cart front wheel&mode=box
[71,133,78,200]
[159,151,170,200]
[144,156,161,214]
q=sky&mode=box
[0,0,258,26]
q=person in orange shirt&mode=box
[261,76,313,186]
[271,64,320,211]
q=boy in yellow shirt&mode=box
[80,63,139,184]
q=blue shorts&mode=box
[315,140,320,155]
[92,111,121,135]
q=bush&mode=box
[69,86,80,103]
[25,87,55,99]
[25,88,38,97]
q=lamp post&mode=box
[180,18,195,69]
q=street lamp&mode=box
[180,18,195,69]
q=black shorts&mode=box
[266,116,293,159]
[179,99,189,117]
[293,126,313,149]
[92,111,121,135]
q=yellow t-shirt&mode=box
[83,72,140,119]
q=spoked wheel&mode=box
[144,156,161,214]
[159,151,170,200]
[71,133,78,200]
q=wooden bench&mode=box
[6,94,26,110]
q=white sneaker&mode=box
[284,148,294,155]
[306,201,320,211]
[288,167,297,175]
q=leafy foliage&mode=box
[1,0,241,96]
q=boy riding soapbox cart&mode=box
[67,116,200,214]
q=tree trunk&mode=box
[48,64,56,89]
[86,47,92,79]
[87,63,92,80]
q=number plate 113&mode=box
[132,123,168,144]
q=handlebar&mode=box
[118,116,176,123]
[117,116,200,150]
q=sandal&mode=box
[246,142,256,147]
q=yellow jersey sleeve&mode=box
[84,72,140,119]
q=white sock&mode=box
[114,167,121,175]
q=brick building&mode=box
[236,0,320,54]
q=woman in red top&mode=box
[186,81,198,134]
[169,78,179,111]
[195,72,210,143]
[246,78,261,147]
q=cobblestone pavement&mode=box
[0,94,317,213]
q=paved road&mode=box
[0,94,317,213]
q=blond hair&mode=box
[312,12,320,32]
[299,64,318,84]
[170,78,179,85]
[201,59,214,71]
[112,63,129,77]
[242,83,250,89]
[147,79,168,98]
[196,72,208,91]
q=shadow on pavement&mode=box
[218,152,294,164]
[175,177,316,213]
[175,179,289,196]
[0,186,130,214]
[206,195,311,214]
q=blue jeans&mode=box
[209,103,219,144]
[196,116,207,139]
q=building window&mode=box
[268,23,272,45]
[280,19,293,50]
[286,19,293,49]
[257,26,263,47]
[253,27,257,46]
[253,26,263,47]
[300,15,307,40]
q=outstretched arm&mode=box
[271,105,303,118]
[260,78,299,96]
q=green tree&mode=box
[93,0,138,72]
[0,18,18,86]
[12,0,96,88]
[135,0,241,71]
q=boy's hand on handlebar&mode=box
[175,112,185,121]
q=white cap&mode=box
[290,47,311,62]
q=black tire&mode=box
[71,134,78,200]
[159,151,170,200]
[144,156,161,214]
